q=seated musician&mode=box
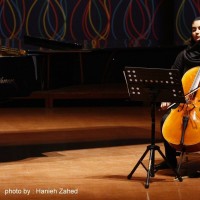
[154,16,200,178]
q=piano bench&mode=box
[13,83,129,108]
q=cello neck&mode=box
[188,67,200,99]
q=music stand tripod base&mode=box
[124,67,184,188]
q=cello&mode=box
[162,66,200,152]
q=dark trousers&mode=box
[161,113,177,167]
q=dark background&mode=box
[0,0,199,90]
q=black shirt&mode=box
[172,42,200,77]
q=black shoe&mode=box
[154,161,177,172]
[189,171,200,178]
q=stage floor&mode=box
[0,104,162,146]
[0,105,199,199]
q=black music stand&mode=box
[123,66,184,188]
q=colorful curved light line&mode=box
[0,0,198,47]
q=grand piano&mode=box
[0,36,83,100]
[0,46,38,98]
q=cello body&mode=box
[162,67,200,152]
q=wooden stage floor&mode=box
[0,104,199,199]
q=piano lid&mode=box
[24,35,82,50]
